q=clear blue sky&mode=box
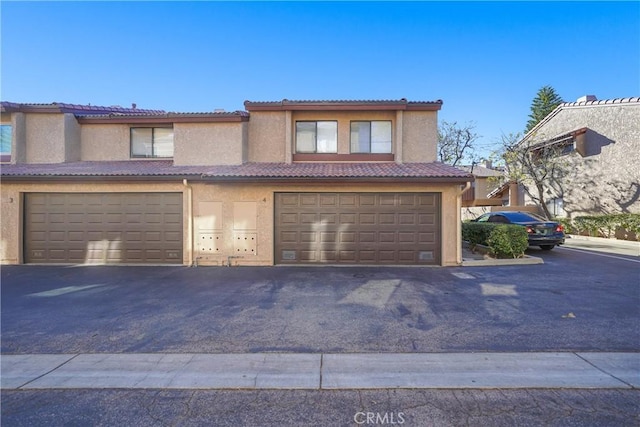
[2,1,638,158]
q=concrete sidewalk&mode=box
[2,352,638,390]
[563,234,640,257]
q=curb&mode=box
[462,256,543,267]
[462,243,544,267]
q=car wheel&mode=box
[540,245,555,250]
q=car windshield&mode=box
[501,212,548,222]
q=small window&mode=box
[131,127,174,158]
[350,121,392,153]
[295,121,337,153]
[0,124,11,162]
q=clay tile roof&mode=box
[0,161,472,182]
[244,99,443,111]
[0,101,165,115]
[560,97,640,107]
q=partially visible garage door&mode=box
[275,192,440,265]
[24,193,182,264]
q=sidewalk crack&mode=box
[573,352,635,389]
[17,353,81,389]
[319,353,324,390]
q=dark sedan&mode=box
[473,211,566,250]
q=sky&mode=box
[1,1,639,160]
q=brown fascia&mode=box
[76,112,250,125]
[243,99,443,112]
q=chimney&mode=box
[577,95,597,103]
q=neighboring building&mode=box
[489,96,640,218]
[458,161,504,220]
[0,99,473,266]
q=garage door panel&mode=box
[379,194,396,206]
[25,193,182,264]
[339,194,357,207]
[299,250,317,261]
[359,213,376,225]
[379,213,396,225]
[300,213,317,224]
[319,194,337,206]
[339,250,356,261]
[299,232,315,243]
[418,213,436,225]
[359,250,376,262]
[419,232,436,243]
[275,192,440,265]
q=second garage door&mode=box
[275,192,440,265]
[24,192,183,264]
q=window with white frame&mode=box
[0,124,12,162]
[350,121,392,153]
[131,127,174,158]
[295,121,337,153]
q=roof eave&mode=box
[244,99,443,112]
[1,174,472,184]
[77,114,249,124]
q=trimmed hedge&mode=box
[487,225,529,259]
[462,222,529,258]
[558,213,640,240]
[462,222,498,246]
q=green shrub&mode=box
[487,225,529,259]
[462,222,498,246]
[572,213,640,240]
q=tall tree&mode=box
[525,86,563,133]
[495,132,569,220]
[437,121,479,166]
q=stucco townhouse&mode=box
[487,96,640,218]
[0,99,473,266]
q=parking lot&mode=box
[2,239,638,355]
[2,239,639,426]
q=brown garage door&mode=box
[24,193,182,264]
[275,192,440,265]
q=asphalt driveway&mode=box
[2,249,638,354]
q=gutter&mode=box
[183,179,194,267]
[0,175,474,184]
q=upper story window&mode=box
[350,121,392,153]
[131,127,174,158]
[0,124,12,162]
[295,121,337,153]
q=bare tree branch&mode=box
[437,121,479,166]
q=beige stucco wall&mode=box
[64,114,82,162]
[524,103,640,216]
[402,111,438,163]
[1,180,463,266]
[189,181,462,267]
[24,113,68,163]
[247,111,287,162]
[173,122,247,166]
[246,109,439,163]
[81,124,131,160]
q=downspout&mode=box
[456,181,472,265]
[183,179,194,267]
